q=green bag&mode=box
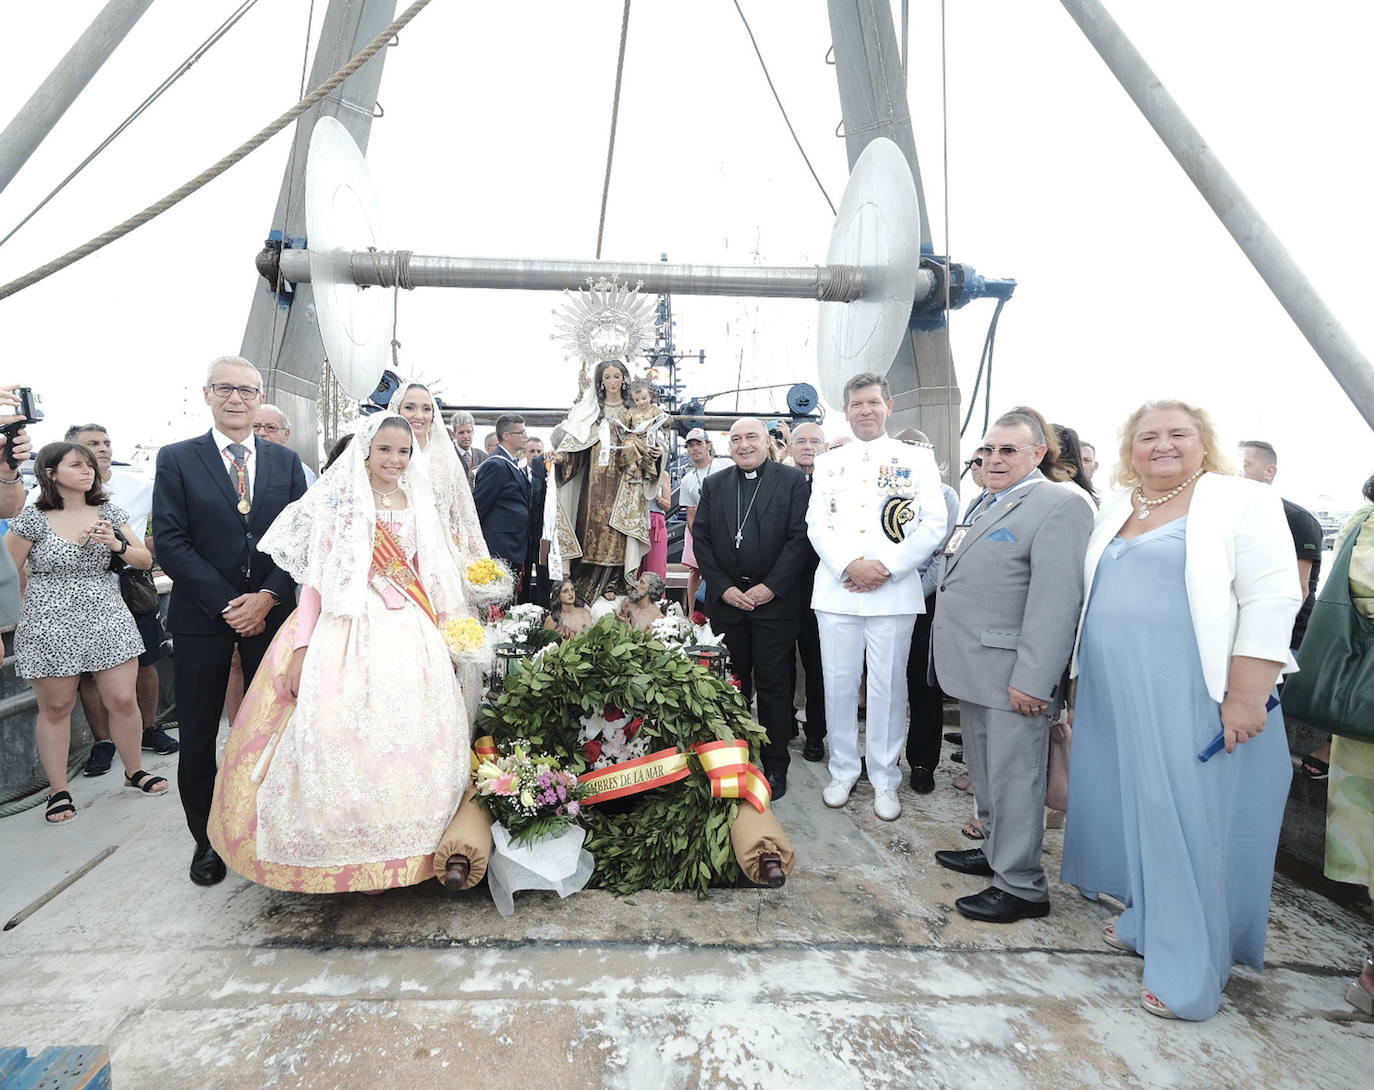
[1282,511,1374,741]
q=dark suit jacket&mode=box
[152,432,307,635]
[472,446,532,567]
[525,458,547,564]
[694,459,812,623]
[458,444,486,484]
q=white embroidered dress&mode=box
[253,417,471,871]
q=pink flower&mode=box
[566,801,580,817]
[492,772,516,795]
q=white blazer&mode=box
[1071,473,1301,704]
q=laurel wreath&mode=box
[475,616,764,895]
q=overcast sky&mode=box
[1,1,1370,510]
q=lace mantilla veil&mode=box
[386,381,489,569]
[257,413,469,620]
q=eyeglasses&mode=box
[252,423,283,434]
[208,383,262,400]
[974,444,1036,459]
[964,456,984,468]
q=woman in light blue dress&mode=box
[1061,401,1300,1020]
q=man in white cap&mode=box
[679,428,731,608]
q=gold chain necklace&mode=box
[1134,467,1204,520]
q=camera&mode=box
[0,386,43,470]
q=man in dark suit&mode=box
[472,413,532,575]
[152,356,307,886]
[787,422,827,762]
[452,410,485,485]
[519,435,551,607]
[693,418,811,799]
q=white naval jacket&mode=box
[806,435,947,616]
[1071,473,1301,704]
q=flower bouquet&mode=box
[441,615,490,669]
[649,613,725,655]
[473,741,585,845]
[577,705,651,770]
[464,557,516,608]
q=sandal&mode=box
[961,820,985,841]
[1298,755,1329,780]
[44,790,77,825]
[1347,954,1374,1016]
[1139,989,1178,1019]
[124,770,169,795]
[1103,918,1137,954]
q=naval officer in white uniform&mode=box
[807,371,948,820]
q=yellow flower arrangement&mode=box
[442,616,487,654]
[466,558,504,586]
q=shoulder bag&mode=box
[1281,511,1374,741]
[108,530,160,616]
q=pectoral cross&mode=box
[734,528,743,549]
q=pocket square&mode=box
[986,527,1018,543]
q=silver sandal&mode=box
[1347,954,1374,1017]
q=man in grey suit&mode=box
[931,409,1093,923]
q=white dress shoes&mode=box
[822,777,857,808]
[873,790,901,821]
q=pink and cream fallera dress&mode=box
[208,416,473,892]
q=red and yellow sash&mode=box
[470,734,772,813]
[579,747,692,804]
[371,519,436,624]
[578,738,771,812]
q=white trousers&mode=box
[816,611,917,794]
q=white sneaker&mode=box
[873,790,901,822]
[822,777,857,808]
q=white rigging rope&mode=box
[732,0,835,216]
[0,0,437,303]
[595,0,632,259]
[0,0,265,251]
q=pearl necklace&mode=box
[1134,467,1205,520]
[371,483,401,509]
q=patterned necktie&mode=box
[226,443,250,513]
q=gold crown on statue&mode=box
[552,275,654,365]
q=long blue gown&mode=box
[1060,518,1292,1020]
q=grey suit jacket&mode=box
[930,474,1093,712]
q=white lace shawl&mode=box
[257,414,470,620]
[386,382,489,569]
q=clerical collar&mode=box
[743,470,758,480]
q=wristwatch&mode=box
[116,537,129,555]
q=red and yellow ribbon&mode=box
[579,747,691,805]
[471,735,499,778]
[692,739,772,812]
[371,518,436,624]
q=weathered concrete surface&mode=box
[1,741,1370,1089]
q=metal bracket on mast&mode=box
[238,0,401,470]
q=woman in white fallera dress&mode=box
[208,415,472,892]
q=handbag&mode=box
[1281,510,1374,741]
[108,530,160,616]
